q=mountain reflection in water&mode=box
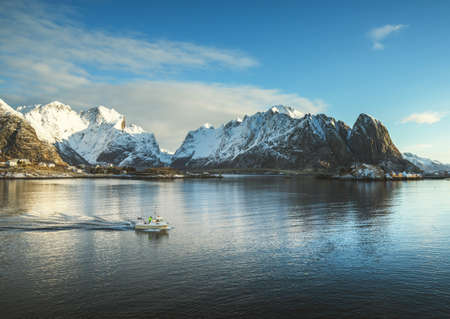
[1,177,449,318]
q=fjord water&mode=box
[1,177,449,318]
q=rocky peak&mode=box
[81,106,123,126]
[0,112,65,165]
[349,113,414,171]
[43,101,72,111]
[268,105,304,119]
[19,101,88,143]
[17,101,72,115]
[349,113,402,162]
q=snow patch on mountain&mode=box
[403,152,450,173]
[0,99,23,118]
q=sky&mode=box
[0,0,449,162]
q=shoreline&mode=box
[0,167,447,181]
[0,173,223,180]
[317,174,448,181]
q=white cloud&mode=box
[0,0,258,83]
[401,112,446,124]
[368,24,408,50]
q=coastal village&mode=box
[0,157,222,179]
[0,158,124,178]
[333,163,425,181]
[0,157,448,180]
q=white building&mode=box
[6,159,18,167]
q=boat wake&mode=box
[0,212,135,232]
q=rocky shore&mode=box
[0,166,222,180]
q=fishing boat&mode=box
[135,216,170,231]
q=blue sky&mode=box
[0,0,449,162]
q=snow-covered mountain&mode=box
[3,97,426,172]
[172,106,415,171]
[403,152,450,173]
[17,101,170,167]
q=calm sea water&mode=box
[0,176,449,318]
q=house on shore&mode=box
[38,162,56,168]
[6,159,19,167]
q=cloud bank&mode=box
[368,24,408,50]
[401,112,445,124]
[0,0,325,151]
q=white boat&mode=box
[135,216,170,231]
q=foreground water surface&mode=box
[1,176,449,318]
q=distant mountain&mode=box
[0,99,65,165]
[403,152,450,173]
[16,101,170,167]
[172,106,416,172]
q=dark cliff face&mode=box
[96,144,164,168]
[54,142,89,166]
[349,114,417,171]
[0,114,66,165]
[349,114,401,162]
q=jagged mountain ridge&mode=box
[16,101,170,167]
[0,99,65,165]
[403,152,450,173]
[173,106,416,171]
[1,98,428,171]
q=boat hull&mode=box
[135,224,170,231]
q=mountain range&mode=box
[403,152,450,173]
[172,106,415,172]
[0,98,445,173]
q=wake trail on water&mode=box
[0,212,135,232]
